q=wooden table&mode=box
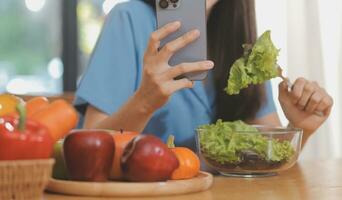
[44,160,342,200]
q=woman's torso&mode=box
[75,0,216,150]
[75,0,276,151]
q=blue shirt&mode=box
[74,0,276,150]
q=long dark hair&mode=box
[144,0,265,121]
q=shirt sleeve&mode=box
[255,81,277,118]
[74,7,138,116]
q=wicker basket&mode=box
[0,159,55,200]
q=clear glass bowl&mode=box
[196,126,303,177]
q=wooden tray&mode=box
[46,171,213,197]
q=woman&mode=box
[75,0,333,150]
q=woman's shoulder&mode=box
[106,0,156,47]
[108,0,155,21]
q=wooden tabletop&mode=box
[44,160,342,200]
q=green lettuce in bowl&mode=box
[197,120,302,176]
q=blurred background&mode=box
[0,0,123,95]
[0,0,341,159]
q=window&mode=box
[0,0,127,95]
[77,0,105,77]
[0,0,63,95]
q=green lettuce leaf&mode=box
[225,31,280,95]
[198,120,295,164]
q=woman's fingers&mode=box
[165,61,214,79]
[154,79,193,98]
[297,82,316,109]
[289,78,333,116]
[305,91,323,113]
[290,78,306,105]
[159,29,200,60]
[146,21,181,55]
[316,95,334,116]
[168,78,194,94]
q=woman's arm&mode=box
[83,21,214,130]
[84,92,153,132]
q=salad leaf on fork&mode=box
[226,31,280,95]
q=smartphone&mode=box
[155,0,208,81]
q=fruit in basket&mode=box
[31,99,79,142]
[63,130,115,182]
[52,140,69,180]
[0,94,22,116]
[0,103,54,160]
[110,130,139,180]
[121,134,179,182]
[26,96,49,117]
[167,135,200,180]
[0,95,49,118]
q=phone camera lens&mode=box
[170,0,179,3]
[159,0,169,9]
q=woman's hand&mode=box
[135,21,214,114]
[278,78,333,135]
[83,21,213,132]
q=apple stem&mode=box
[167,135,175,148]
[16,102,26,132]
[120,129,123,134]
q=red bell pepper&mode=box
[0,103,53,160]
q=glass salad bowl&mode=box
[196,120,303,177]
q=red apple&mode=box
[121,134,179,182]
[63,130,115,182]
